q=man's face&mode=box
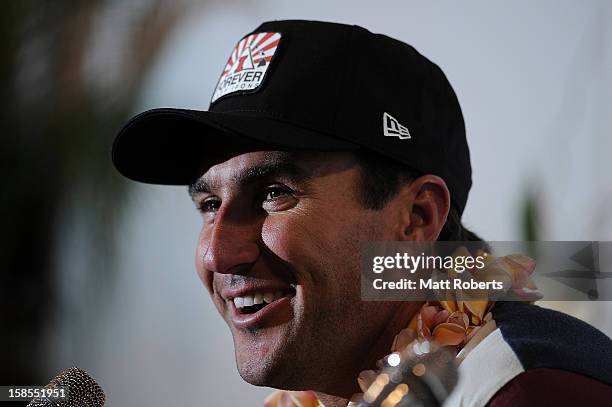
[192,151,402,392]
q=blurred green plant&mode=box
[520,185,542,262]
[0,0,187,389]
[521,188,540,242]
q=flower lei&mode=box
[264,249,541,407]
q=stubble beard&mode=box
[234,213,394,394]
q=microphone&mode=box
[356,341,458,407]
[27,367,105,407]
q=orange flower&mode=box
[264,390,320,407]
[412,302,489,347]
[411,251,540,347]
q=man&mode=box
[113,20,612,406]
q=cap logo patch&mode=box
[383,112,411,140]
[211,32,281,103]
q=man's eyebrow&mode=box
[188,157,310,199]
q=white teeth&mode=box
[243,295,254,307]
[232,291,287,308]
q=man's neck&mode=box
[359,301,423,373]
[314,301,424,406]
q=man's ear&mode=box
[393,175,451,241]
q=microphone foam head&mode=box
[28,367,105,407]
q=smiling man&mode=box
[113,20,612,407]
[188,150,447,400]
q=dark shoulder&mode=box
[487,368,612,407]
[492,302,612,385]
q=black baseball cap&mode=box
[112,19,472,214]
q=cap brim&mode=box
[112,108,358,185]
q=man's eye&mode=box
[198,198,221,213]
[262,185,297,212]
[264,187,289,201]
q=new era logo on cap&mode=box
[211,32,282,103]
[383,112,411,140]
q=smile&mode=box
[233,291,287,314]
[225,287,296,329]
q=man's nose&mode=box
[200,211,261,275]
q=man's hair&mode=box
[353,151,484,242]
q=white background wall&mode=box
[52,1,612,405]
